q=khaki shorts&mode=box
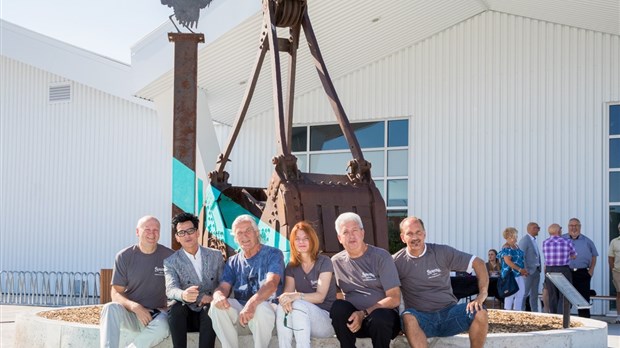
[613,269,620,291]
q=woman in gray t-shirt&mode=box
[276,221,337,348]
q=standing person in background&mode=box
[542,223,576,314]
[608,222,620,324]
[498,227,528,310]
[208,214,285,348]
[520,222,542,312]
[100,216,174,348]
[486,249,500,278]
[563,218,598,318]
[164,212,224,348]
[330,212,401,348]
[276,221,337,348]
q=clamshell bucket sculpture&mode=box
[204,0,388,259]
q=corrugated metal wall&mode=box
[1,56,172,274]
[224,12,620,302]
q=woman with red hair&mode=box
[276,221,337,348]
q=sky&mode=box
[0,0,177,63]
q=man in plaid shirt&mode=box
[542,223,577,314]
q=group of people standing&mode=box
[99,212,490,348]
[488,219,599,316]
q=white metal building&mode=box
[0,20,172,276]
[2,0,620,314]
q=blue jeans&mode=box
[402,303,481,337]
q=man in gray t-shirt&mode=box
[330,212,401,348]
[100,216,174,348]
[393,217,488,348]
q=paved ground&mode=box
[1,305,619,347]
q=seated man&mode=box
[100,216,174,348]
[164,212,224,348]
[208,214,285,348]
[330,212,401,348]
[393,217,488,348]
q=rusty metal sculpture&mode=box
[206,0,388,257]
[161,0,213,32]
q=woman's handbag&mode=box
[496,270,519,298]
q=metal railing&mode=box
[0,271,100,306]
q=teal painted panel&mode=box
[204,185,290,263]
[197,178,203,215]
[172,158,195,213]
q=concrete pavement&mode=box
[1,305,49,348]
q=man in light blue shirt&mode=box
[563,217,598,318]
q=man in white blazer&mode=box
[519,222,542,312]
[165,212,225,348]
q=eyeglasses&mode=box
[176,228,197,237]
[283,308,307,331]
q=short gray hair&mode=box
[136,215,159,229]
[334,212,363,235]
[231,214,261,241]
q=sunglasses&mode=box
[283,308,307,331]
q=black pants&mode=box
[329,299,400,348]
[545,265,572,314]
[168,302,216,348]
[571,268,592,318]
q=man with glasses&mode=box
[608,222,620,323]
[100,216,174,348]
[209,214,285,348]
[563,217,598,318]
[330,212,401,348]
[394,216,488,348]
[520,222,542,312]
[164,212,224,348]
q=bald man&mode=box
[542,223,576,314]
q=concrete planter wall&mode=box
[14,307,608,348]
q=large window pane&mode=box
[295,154,307,172]
[387,149,408,176]
[310,153,354,174]
[292,127,307,152]
[308,151,384,177]
[387,179,408,207]
[375,179,385,200]
[611,139,620,168]
[611,172,620,202]
[387,210,408,254]
[610,105,620,135]
[310,122,384,151]
[388,119,409,147]
[366,150,385,177]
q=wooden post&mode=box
[100,269,113,304]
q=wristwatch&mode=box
[363,309,369,318]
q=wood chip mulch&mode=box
[38,306,582,333]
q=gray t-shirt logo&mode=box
[154,266,165,276]
[361,272,377,281]
[426,268,442,279]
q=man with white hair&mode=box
[208,214,285,348]
[608,222,620,323]
[542,223,576,314]
[330,212,401,348]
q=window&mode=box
[292,118,410,211]
[607,103,620,311]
